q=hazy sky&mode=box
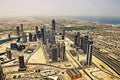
[0,0,120,18]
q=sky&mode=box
[0,0,120,18]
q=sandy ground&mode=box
[0,40,16,53]
[28,47,46,64]
[65,37,120,80]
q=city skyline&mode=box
[0,0,120,18]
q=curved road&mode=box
[25,41,41,64]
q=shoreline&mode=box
[70,17,120,27]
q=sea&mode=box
[71,16,120,27]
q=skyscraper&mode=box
[82,35,89,54]
[52,19,56,31]
[33,34,37,42]
[80,37,84,49]
[35,26,38,34]
[37,31,41,39]
[22,32,27,43]
[8,33,11,41]
[74,32,78,45]
[51,45,58,62]
[60,42,66,60]
[29,33,33,42]
[16,26,20,36]
[21,24,23,32]
[52,19,56,43]
[41,26,46,44]
[57,42,61,58]
[77,32,81,47]
[0,62,5,80]
[36,26,40,39]
[62,27,65,40]
[18,55,26,71]
[51,35,55,44]
[46,39,51,51]
[6,48,12,60]
[86,40,93,66]
[74,32,81,46]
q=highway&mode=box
[66,50,93,80]
[90,63,120,79]
[65,33,93,79]
[2,32,120,79]
[66,32,120,76]
[93,47,120,75]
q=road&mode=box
[65,33,93,79]
[66,32,120,76]
[3,63,71,75]
[66,50,93,80]
[25,41,40,64]
[93,47,120,75]
[39,40,49,63]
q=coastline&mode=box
[70,16,120,27]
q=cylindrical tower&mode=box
[29,33,33,42]
[18,55,26,71]
[16,26,20,36]
[6,48,12,60]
